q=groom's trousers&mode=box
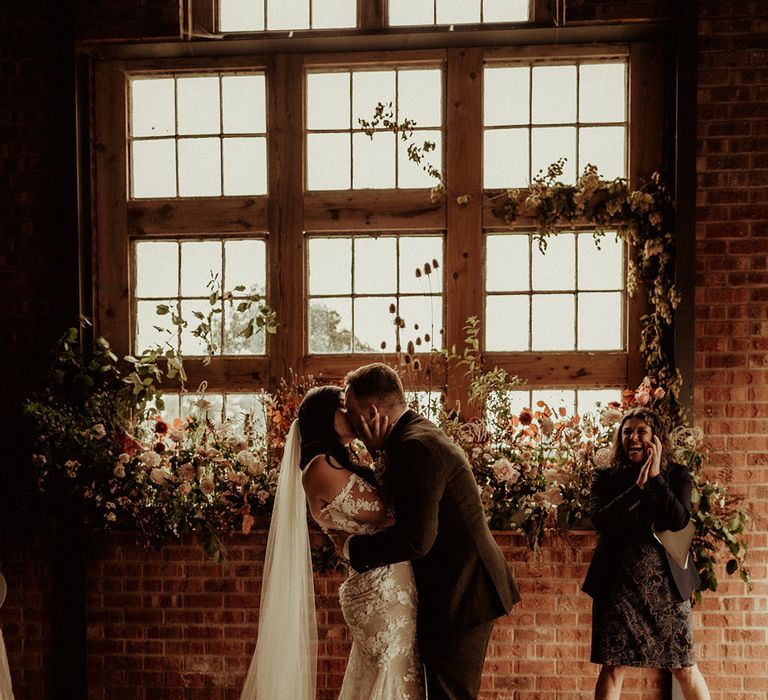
[420,618,496,700]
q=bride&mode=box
[240,385,424,700]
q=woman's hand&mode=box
[359,406,391,455]
[636,435,662,489]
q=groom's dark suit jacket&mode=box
[348,410,520,629]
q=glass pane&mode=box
[131,139,176,198]
[154,393,181,422]
[578,292,622,350]
[181,393,224,421]
[483,0,529,22]
[400,236,443,293]
[489,390,531,420]
[223,136,267,195]
[225,239,266,295]
[531,294,574,350]
[578,232,623,290]
[406,391,443,422]
[354,237,397,294]
[309,298,353,353]
[388,0,433,25]
[578,388,622,417]
[532,232,575,291]
[352,131,396,188]
[484,67,529,126]
[308,238,352,294]
[307,133,351,190]
[225,393,268,434]
[135,241,178,298]
[398,69,442,128]
[486,234,529,292]
[177,77,220,136]
[180,299,216,355]
[181,241,222,297]
[178,137,221,196]
[486,295,529,350]
[398,130,442,188]
[130,78,175,137]
[354,296,395,351]
[579,63,626,123]
[222,75,266,133]
[267,0,309,30]
[531,65,577,124]
[136,300,176,353]
[352,71,396,127]
[312,0,356,28]
[224,302,266,354]
[398,296,442,350]
[437,0,481,24]
[219,0,265,31]
[531,127,576,183]
[307,73,350,130]
[532,388,576,415]
[484,128,529,188]
[579,126,626,181]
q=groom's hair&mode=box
[345,363,406,409]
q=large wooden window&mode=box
[91,26,664,413]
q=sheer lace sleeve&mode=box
[316,474,390,535]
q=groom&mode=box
[340,362,520,700]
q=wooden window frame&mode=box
[89,30,665,412]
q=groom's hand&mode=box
[359,407,390,455]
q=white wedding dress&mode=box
[316,473,425,700]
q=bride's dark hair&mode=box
[297,386,377,486]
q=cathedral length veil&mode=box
[240,420,317,700]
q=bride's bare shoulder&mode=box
[302,453,349,498]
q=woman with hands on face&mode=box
[582,407,711,700]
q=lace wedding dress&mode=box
[316,473,425,700]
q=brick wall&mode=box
[2,0,767,698]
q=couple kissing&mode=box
[241,362,520,700]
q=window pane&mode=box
[484,67,529,127]
[130,78,175,137]
[267,0,309,30]
[578,388,622,417]
[532,232,575,291]
[222,75,266,133]
[388,0,433,25]
[578,232,623,290]
[352,71,396,127]
[307,133,351,190]
[399,296,442,351]
[177,77,220,136]
[181,393,224,421]
[579,63,626,123]
[225,393,268,433]
[308,238,352,294]
[531,127,576,183]
[354,237,397,294]
[224,303,266,354]
[352,131,396,188]
[398,70,442,128]
[483,128,529,188]
[486,295,529,350]
[225,239,266,295]
[578,292,622,350]
[532,65,577,124]
[579,126,626,180]
[307,73,350,130]
[131,140,177,198]
[136,300,175,352]
[180,299,215,355]
[181,241,222,296]
[531,294,574,350]
[135,241,178,298]
[178,138,221,196]
[399,237,443,293]
[219,0,264,31]
[436,0,481,24]
[312,0,356,28]
[398,130,442,188]
[354,296,396,350]
[309,298,353,353]
[483,0,528,22]
[486,234,529,292]
[532,389,576,415]
[223,137,267,196]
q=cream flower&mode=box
[139,451,162,469]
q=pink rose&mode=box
[178,463,196,481]
[635,390,651,406]
[653,387,666,400]
[199,477,215,495]
[113,463,126,478]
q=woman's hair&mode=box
[344,362,405,409]
[296,386,377,486]
[609,406,673,470]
